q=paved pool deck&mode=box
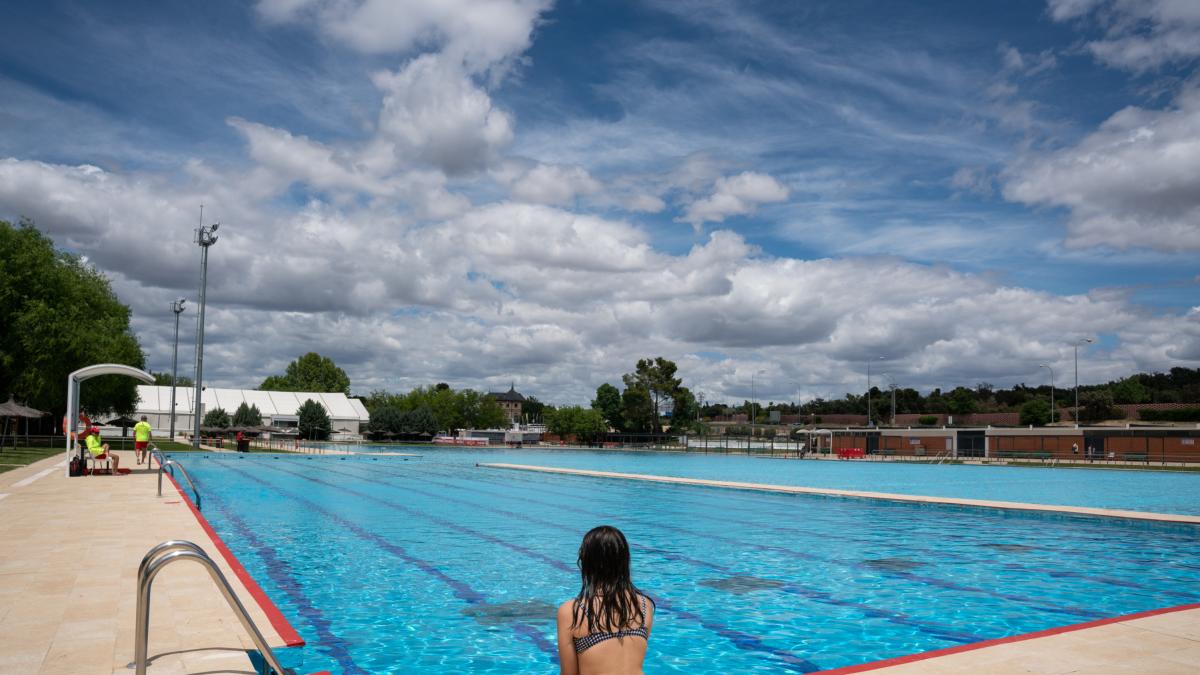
[0,450,298,674]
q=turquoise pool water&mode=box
[174,451,1200,673]
[318,445,1200,515]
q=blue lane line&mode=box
[259,460,820,673]
[202,488,367,674]
[323,462,985,646]
[220,462,559,661]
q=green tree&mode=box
[404,405,439,436]
[1019,398,1051,426]
[231,402,263,427]
[457,389,508,429]
[1110,376,1148,404]
[591,383,623,431]
[203,407,231,428]
[368,405,405,436]
[669,386,699,433]
[152,371,193,387]
[1077,389,1120,423]
[946,386,978,417]
[547,405,608,444]
[297,398,331,440]
[259,352,350,394]
[0,220,146,418]
[521,395,547,422]
[621,386,655,433]
[622,357,682,423]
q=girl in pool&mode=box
[557,525,655,675]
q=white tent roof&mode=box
[135,385,369,421]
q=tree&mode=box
[946,386,978,417]
[1077,389,1121,423]
[404,406,439,436]
[297,399,331,440]
[669,387,699,433]
[1019,398,1051,426]
[1111,376,1148,404]
[259,352,350,394]
[152,371,193,387]
[522,395,548,422]
[232,402,263,427]
[621,386,655,433]
[622,357,682,423]
[591,383,623,431]
[547,406,608,444]
[203,407,231,428]
[456,389,507,429]
[0,219,146,419]
[368,405,405,437]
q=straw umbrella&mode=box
[0,396,48,450]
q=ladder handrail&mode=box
[134,542,294,675]
[148,445,166,470]
[158,458,201,510]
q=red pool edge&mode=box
[812,601,1200,674]
[163,470,307,647]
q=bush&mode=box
[1138,408,1200,422]
[917,415,938,426]
[1077,390,1121,423]
[232,402,263,427]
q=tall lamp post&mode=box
[192,222,219,448]
[750,369,766,440]
[1073,337,1094,424]
[169,298,186,441]
[1040,363,1055,424]
[866,356,884,426]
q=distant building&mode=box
[488,384,526,425]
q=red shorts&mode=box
[135,441,148,450]
[94,453,109,460]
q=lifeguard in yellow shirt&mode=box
[134,415,153,465]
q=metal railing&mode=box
[133,540,294,675]
[157,457,201,510]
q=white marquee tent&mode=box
[131,385,368,439]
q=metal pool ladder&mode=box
[133,540,295,675]
[157,456,202,510]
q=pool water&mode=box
[326,445,1200,515]
[177,452,1200,674]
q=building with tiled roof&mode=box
[488,384,526,425]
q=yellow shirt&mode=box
[134,421,152,442]
[85,434,104,456]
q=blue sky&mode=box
[1,0,1197,403]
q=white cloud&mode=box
[372,55,514,174]
[509,163,601,205]
[1003,84,1200,251]
[682,171,789,227]
[1047,0,1200,71]
[256,0,552,72]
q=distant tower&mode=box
[488,383,527,425]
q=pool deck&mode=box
[0,450,298,674]
[479,462,1200,524]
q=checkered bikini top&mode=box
[573,595,650,654]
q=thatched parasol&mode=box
[0,396,47,449]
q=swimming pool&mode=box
[316,444,1200,515]
[175,451,1200,673]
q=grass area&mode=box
[0,446,63,473]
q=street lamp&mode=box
[1040,363,1055,424]
[1074,337,1094,424]
[880,373,897,426]
[192,222,219,448]
[866,356,884,427]
[169,298,186,441]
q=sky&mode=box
[1,0,1198,406]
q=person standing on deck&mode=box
[134,415,152,465]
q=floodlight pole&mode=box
[169,298,186,441]
[192,222,219,448]
[1040,364,1055,424]
[866,356,883,427]
[1073,338,1094,424]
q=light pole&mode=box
[1073,338,1094,424]
[192,222,219,448]
[169,298,186,441]
[1040,363,1055,424]
[866,356,883,426]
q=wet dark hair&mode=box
[571,525,649,632]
